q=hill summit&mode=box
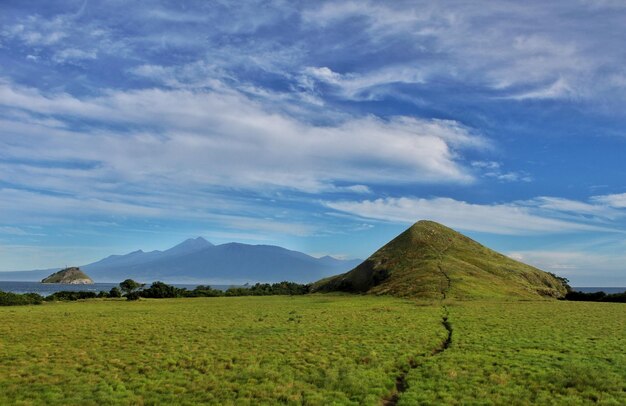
[313,220,568,300]
[41,267,94,285]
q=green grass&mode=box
[400,300,626,405]
[0,295,444,405]
[1,296,624,405]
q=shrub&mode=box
[109,287,122,298]
[119,279,144,296]
[186,285,224,297]
[0,291,44,306]
[126,291,141,301]
[563,290,626,303]
[140,281,186,298]
[45,291,98,301]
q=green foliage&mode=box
[140,281,186,298]
[564,290,626,303]
[0,290,44,306]
[119,279,144,296]
[0,295,443,405]
[184,281,310,298]
[398,301,626,405]
[219,282,310,297]
[185,285,223,297]
[125,291,141,301]
[108,287,122,298]
[44,291,98,301]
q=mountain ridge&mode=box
[0,238,361,284]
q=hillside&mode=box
[41,267,94,285]
[312,220,569,300]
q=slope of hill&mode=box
[312,220,568,300]
[41,267,94,284]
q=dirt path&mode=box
[381,242,454,406]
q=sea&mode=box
[0,281,234,297]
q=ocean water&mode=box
[0,281,231,297]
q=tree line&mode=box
[561,290,626,303]
[0,279,311,305]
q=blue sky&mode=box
[1,1,626,285]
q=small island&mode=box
[41,267,94,285]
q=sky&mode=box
[1,1,626,285]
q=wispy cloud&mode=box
[471,161,532,183]
[507,249,626,285]
[0,79,486,196]
[591,192,626,208]
[325,196,621,235]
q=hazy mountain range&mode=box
[0,237,362,284]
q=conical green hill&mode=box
[312,220,568,300]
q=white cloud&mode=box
[0,226,31,236]
[471,161,532,183]
[591,192,626,208]
[302,1,623,102]
[506,249,626,284]
[325,196,617,235]
[0,80,486,195]
[52,48,98,64]
[506,77,575,100]
[529,196,622,218]
[301,65,426,101]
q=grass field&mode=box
[0,295,444,405]
[1,296,624,405]
[401,301,626,405]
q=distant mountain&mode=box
[0,238,361,284]
[313,220,568,300]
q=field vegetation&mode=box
[400,300,626,405]
[0,294,624,404]
[0,295,444,405]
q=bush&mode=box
[119,279,144,296]
[563,290,626,303]
[109,287,122,298]
[126,291,141,301]
[189,282,310,298]
[140,281,186,298]
[0,291,44,306]
[186,285,224,297]
[45,291,98,301]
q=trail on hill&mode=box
[382,242,454,406]
[436,241,453,300]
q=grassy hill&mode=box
[312,220,568,300]
[41,267,94,284]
